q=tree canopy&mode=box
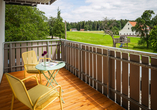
[5,5,49,42]
[52,8,65,39]
[48,16,56,39]
[132,10,155,48]
[149,25,157,51]
[152,15,157,27]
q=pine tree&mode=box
[52,8,65,39]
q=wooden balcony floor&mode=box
[0,68,124,110]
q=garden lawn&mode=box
[67,31,155,53]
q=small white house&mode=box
[70,28,77,31]
[119,21,137,36]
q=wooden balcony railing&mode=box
[4,39,62,72]
[3,39,157,110]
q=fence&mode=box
[63,40,157,110]
[3,39,63,73]
[3,39,157,110]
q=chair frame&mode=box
[5,73,63,110]
[22,50,51,84]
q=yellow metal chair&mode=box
[22,50,51,83]
[5,73,63,110]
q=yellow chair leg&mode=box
[59,96,63,110]
[59,87,63,110]
[37,70,42,84]
[24,71,26,83]
[24,71,26,79]
[39,73,42,84]
[11,95,14,110]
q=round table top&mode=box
[35,61,65,71]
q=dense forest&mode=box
[66,19,129,32]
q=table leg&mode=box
[47,71,55,87]
[49,70,64,92]
[46,70,55,86]
[45,70,65,103]
[41,71,54,88]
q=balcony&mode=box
[1,39,157,110]
[0,69,124,110]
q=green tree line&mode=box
[66,19,129,33]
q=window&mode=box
[128,28,129,30]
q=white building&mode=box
[119,21,137,36]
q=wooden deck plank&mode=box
[0,68,124,110]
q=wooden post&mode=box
[107,49,110,98]
[0,0,5,83]
[9,43,12,72]
[65,21,67,39]
[47,41,49,58]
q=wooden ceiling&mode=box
[4,0,56,6]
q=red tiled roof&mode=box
[128,21,150,30]
[129,21,136,26]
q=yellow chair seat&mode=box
[26,63,39,73]
[28,84,59,107]
[27,70,39,73]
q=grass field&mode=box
[67,31,154,53]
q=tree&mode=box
[111,26,119,35]
[152,15,157,27]
[102,17,117,47]
[84,25,89,31]
[48,17,56,39]
[52,8,65,39]
[132,10,155,48]
[149,25,157,51]
[5,5,49,42]
[120,19,129,30]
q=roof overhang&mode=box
[4,0,56,6]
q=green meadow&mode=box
[66,31,154,53]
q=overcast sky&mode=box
[37,0,157,22]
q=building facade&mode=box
[119,21,137,36]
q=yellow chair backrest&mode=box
[5,73,33,109]
[22,50,38,71]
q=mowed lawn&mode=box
[67,31,154,53]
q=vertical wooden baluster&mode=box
[16,43,20,71]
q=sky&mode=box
[37,0,157,22]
